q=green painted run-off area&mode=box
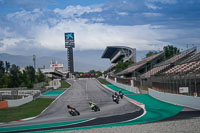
[43,90,65,96]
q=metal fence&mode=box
[108,75,115,81]
[116,77,131,86]
[108,74,200,97]
[151,74,200,97]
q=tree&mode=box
[89,70,95,74]
[114,60,134,74]
[146,51,158,58]
[5,61,10,73]
[9,64,22,87]
[37,69,45,82]
[1,75,11,88]
[0,61,5,87]
[0,61,5,77]
[163,45,180,59]
[25,66,36,84]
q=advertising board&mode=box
[179,87,189,93]
[65,32,75,48]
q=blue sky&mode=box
[0,0,200,71]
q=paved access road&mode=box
[0,79,141,131]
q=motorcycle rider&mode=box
[89,101,96,110]
[115,92,119,98]
[89,101,100,111]
[67,105,77,113]
[112,92,119,100]
[67,105,80,116]
[119,90,124,99]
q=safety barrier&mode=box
[149,88,200,110]
[7,95,33,107]
[0,95,33,109]
[106,78,139,94]
[0,101,8,109]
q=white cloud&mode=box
[143,12,163,17]
[6,9,42,22]
[54,5,102,18]
[145,3,162,10]
[147,0,177,4]
[0,38,25,52]
[32,19,174,51]
[117,12,128,16]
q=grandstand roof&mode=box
[101,46,136,63]
[117,52,164,76]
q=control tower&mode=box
[65,33,75,76]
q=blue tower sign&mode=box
[65,32,75,74]
[65,33,75,48]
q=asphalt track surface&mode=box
[0,79,141,132]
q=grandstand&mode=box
[163,61,200,75]
[162,52,200,76]
[116,52,164,77]
[102,46,136,74]
[181,51,200,63]
[140,47,197,79]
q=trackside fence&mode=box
[107,74,200,97]
[151,75,200,97]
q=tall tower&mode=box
[33,55,36,69]
[65,33,75,76]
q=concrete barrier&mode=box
[7,95,33,107]
[106,78,139,93]
[149,88,200,110]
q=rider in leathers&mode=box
[89,101,96,110]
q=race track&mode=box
[0,79,142,132]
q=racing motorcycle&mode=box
[119,93,124,99]
[68,109,80,116]
[112,95,119,104]
[89,102,100,112]
[91,105,100,112]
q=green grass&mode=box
[57,80,71,90]
[0,98,54,123]
[97,78,111,85]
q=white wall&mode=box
[106,79,138,93]
[149,88,200,110]
[48,79,61,89]
[7,95,33,107]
